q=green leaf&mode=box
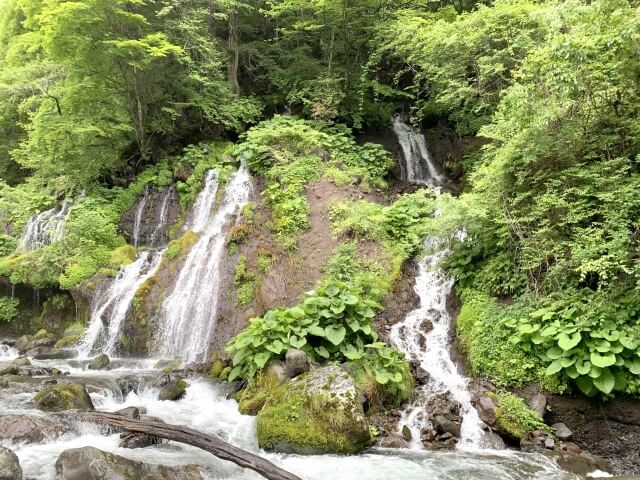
[557,332,581,351]
[620,335,638,350]
[254,351,271,369]
[592,368,615,394]
[590,352,616,368]
[576,376,596,397]
[315,346,330,358]
[325,325,346,345]
[228,365,244,382]
[266,339,285,354]
[307,325,326,337]
[576,360,591,375]
[325,284,339,297]
[341,344,364,360]
[546,347,563,360]
[289,335,307,349]
[289,306,306,319]
[519,323,539,335]
[545,359,563,376]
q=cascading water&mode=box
[156,165,252,363]
[0,343,18,360]
[19,201,73,251]
[392,115,446,188]
[390,116,488,450]
[149,185,175,247]
[132,186,149,247]
[78,251,162,357]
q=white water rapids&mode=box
[18,201,73,251]
[0,352,579,480]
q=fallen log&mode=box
[76,411,302,480]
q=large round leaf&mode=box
[325,325,346,345]
[557,332,581,351]
[590,352,616,368]
[592,368,615,394]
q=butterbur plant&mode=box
[226,280,411,395]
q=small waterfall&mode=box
[78,251,162,357]
[156,165,252,363]
[0,344,18,361]
[132,186,149,247]
[19,201,73,251]
[149,186,175,247]
[392,115,446,188]
[390,234,488,450]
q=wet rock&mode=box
[13,357,30,367]
[158,379,188,401]
[116,406,140,420]
[552,422,573,440]
[0,363,18,376]
[33,383,95,412]
[378,434,409,449]
[153,358,182,371]
[0,415,67,443]
[414,366,430,385]
[117,375,141,396]
[401,425,412,442]
[475,394,497,427]
[544,437,555,449]
[256,365,372,454]
[520,430,555,453]
[15,332,56,354]
[544,450,611,477]
[55,446,204,480]
[284,348,309,379]
[265,359,286,383]
[119,431,161,449]
[562,441,582,454]
[433,414,461,438]
[528,393,547,419]
[32,349,77,360]
[87,354,110,370]
[0,447,22,480]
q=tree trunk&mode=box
[228,8,241,95]
[75,411,302,480]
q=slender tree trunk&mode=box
[228,8,241,95]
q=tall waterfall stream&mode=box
[1,159,580,479]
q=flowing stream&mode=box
[78,251,163,358]
[132,186,150,247]
[18,201,73,251]
[150,185,176,247]
[156,165,252,363]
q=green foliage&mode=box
[234,254,256,306]
[235,116,393,248]
[488,391,550,439]
[226,280,410,399]
[0,295,19,322]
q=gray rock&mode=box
[378,434,409,449]
[87,354,110,370]
[119,432,161,449]
[33,383,95,412]
[0,363,18,376]
[0,415,67,443]
[544,450,611,477]
[401,425,412,442]
[32,349,77,360]
[116,407,140,420]
[552,422,573,440]
[158,379,187,401]
[13,357,30,367]
[55,446,203,480]
[528,393,547,419]
[284,348,309,379]
[544,437,555,449]
[265,360,286,383]
[475,394,497,427]
[433,414,461,438]
[0,447,22,480]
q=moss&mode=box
[64,322,85,337]
[219,366,232,381]
[237,370,283,415]
[256,372,372,454]
[55,335,81,348]
[33,383,94,411]
[208,360,225,379]
[164,231,199,261]
[34,329,49,339]
[242,203,255,224]
[227,223,251,245]
[488,391,550,439]
[234,254,257,306]
[109,245,136,267]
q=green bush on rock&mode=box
[488,391,550,439]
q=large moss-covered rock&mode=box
[87,354,110,370]
[237,364,284,415]
[33,383,95,412]
[55,447,203,480]
[256,366,373,454]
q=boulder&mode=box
[528,393,547,419]
[475,394,497,427]
[0,363,18,376]
[256,365,372,454]
[55,447,204,480]
[115,407,140,420]
[33,383,95,412]
[0,415,67,443]
[433,414,461,438]
[119,431,161,449]
[284,348,309,379]
[544,450,611,477]
[13,357,30,367]
[15,332,56,354]
[32,349,77,360]
[552,422,573,440]
[87,354,110,370]
[378,434,409,449]
[153,358,182,371]
[158,379,188,401]
[0,447,22,480]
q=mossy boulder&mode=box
[33,383,95,412]
[256,365,373,454]
[158,379,188,401]
[55,335,81,349]
[487,391,550,440]
[87,354,110,370]
[237,365,285,415]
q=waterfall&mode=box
[19,201,73,251]
[132,187,149,247]
[156,164,252,363]
[78,251,162,358]
[149,186,175,247]
[391,115,446,188]
[390,234,488,450]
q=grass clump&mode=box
[488,391,550,439]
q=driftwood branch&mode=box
[76,411,302,480]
